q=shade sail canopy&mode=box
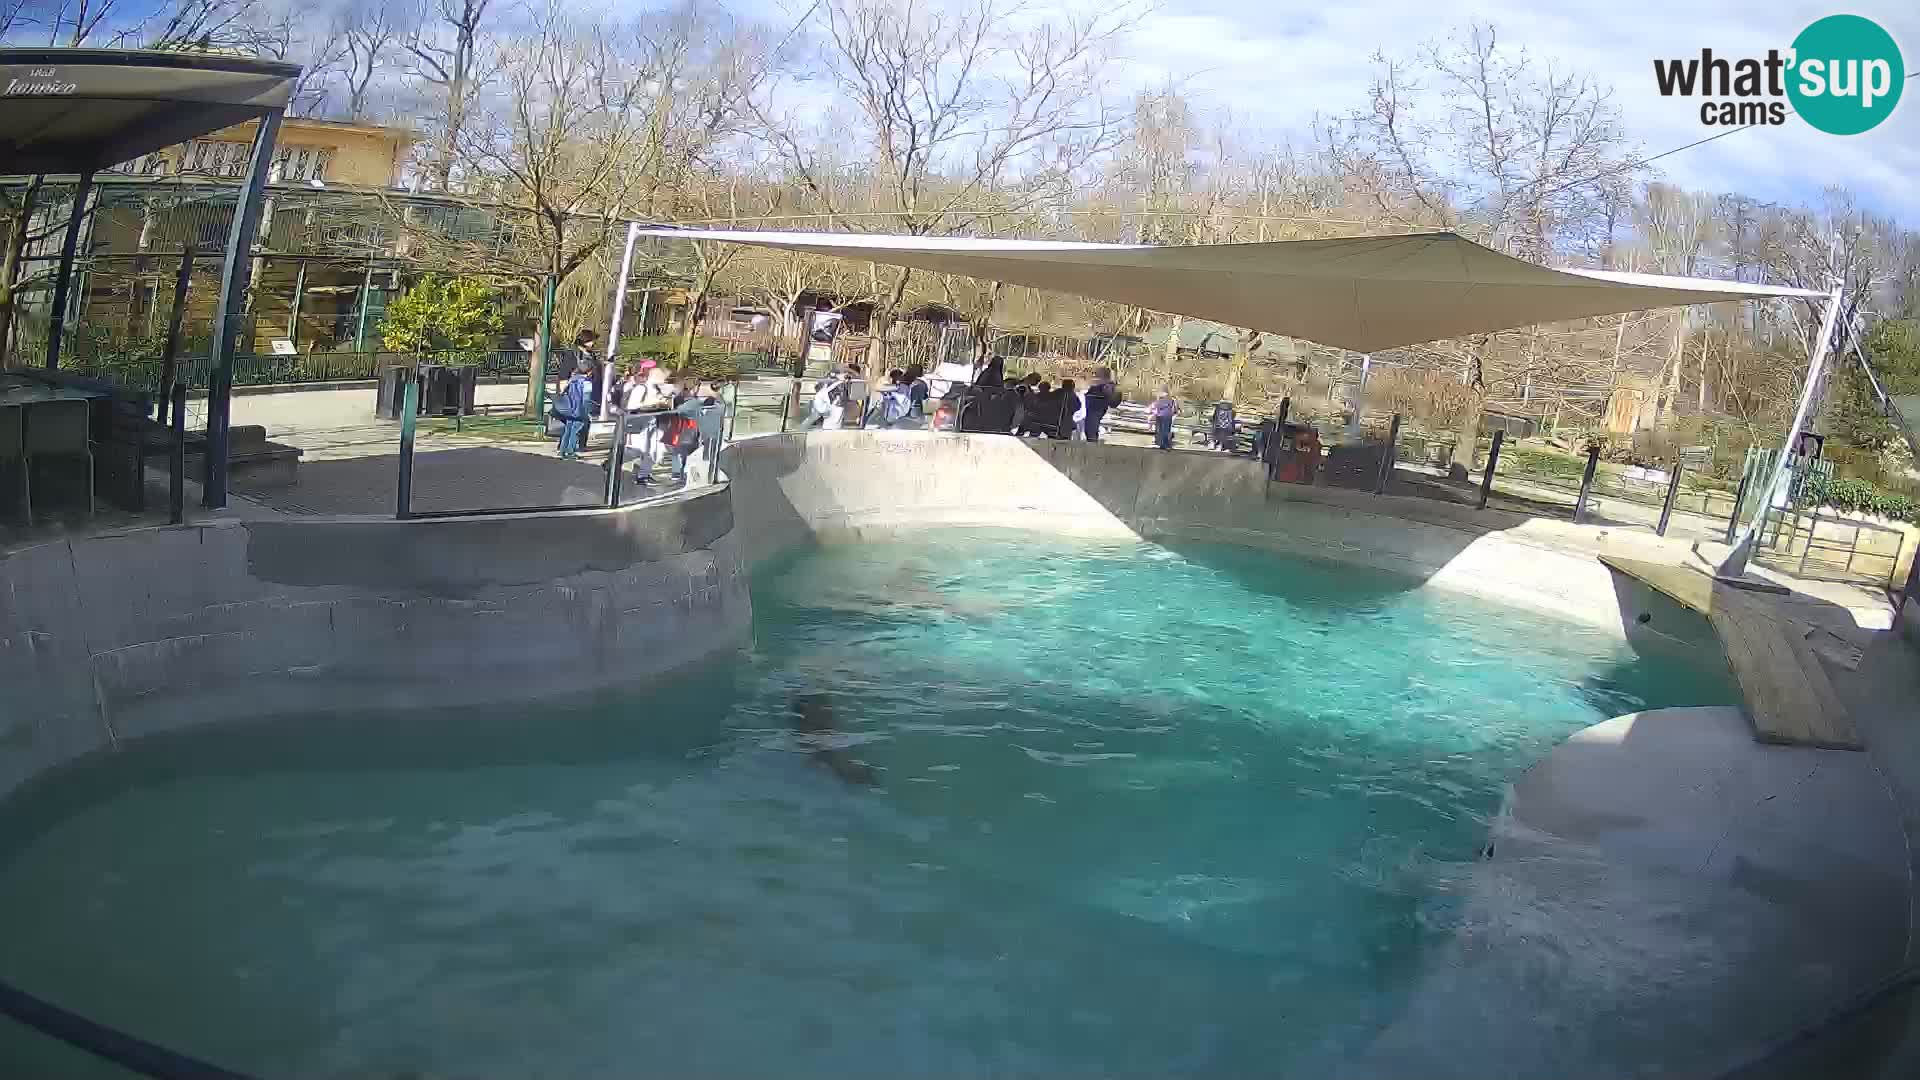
[0,49,299,175]
[642,228,1826,353]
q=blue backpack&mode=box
[882,386,912,423]
[552,376,588,422]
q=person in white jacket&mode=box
[622,362,672,485]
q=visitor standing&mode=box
[823,363,860,429]
[975,355,1006,388]
[624,362,671,485]
[804,368,847,428]
[665,377,713,484]
[684,378,729,483]
[551,357,594,459]
[1150,386,1176,450]
[574,329,604,414]
[904,364,930,418]
[1057,378,1081,441]
[1082,366,1120,442]
[1210,400,1237,451]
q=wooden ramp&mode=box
[1598,555,1860,750]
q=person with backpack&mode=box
[1082,366,1121,442]
[1149,386,1177,450]
[551,357,594,459]
[622,362,671,485]
[865,368,913,428]
[1209,400,1238,452]
[804,367,849,429]
[904,364,931,418]
[664,376,714,484]
[682,378,730,484]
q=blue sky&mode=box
[750,1,1920,226]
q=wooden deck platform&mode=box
[1598,555,1860,750]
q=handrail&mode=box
[0,977,257,1080]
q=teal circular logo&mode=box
[1787,15,1904,135]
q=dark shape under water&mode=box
[791,692,879,787]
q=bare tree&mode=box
[391,1,776,412]
[734,245,879,375]
[250,0,349,117]
[751,0,1142,364]
[1325,22,1640,473]
[337,0,401,121]
[404,0,496,191]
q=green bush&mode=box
[381,275,503,361]
[1805,474,1919,524]
[1503,446,1590,483]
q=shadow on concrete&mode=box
[237,445,608,516]
[1359,703,1912,1080]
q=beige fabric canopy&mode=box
[641,228,1824,353]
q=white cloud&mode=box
[1124,0,1920,223]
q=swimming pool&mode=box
[0,530,1738,1077]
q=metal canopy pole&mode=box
[598,223,640,423]
[203,109,284,509]
[157,245,195,426]
[605,222,640,357]
[354,261,374,352]
[44,171,94,369]
[1720,285,1845,578]
[287,260,307,348]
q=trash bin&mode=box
[452,365,478,416]
[418,364,452,415]
[375,365,413,419]
[411,365,480,417]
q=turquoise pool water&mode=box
[0,531,1738,1077]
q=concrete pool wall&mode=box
[721,429,1721,652]
[0,484,751,802]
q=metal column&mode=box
[1721,286,1846,577]
[354,262,374,351]
[1477,429,1504,509]
[44,171,95,369]
[604,222,640,365]
[1572,445,1601,524]
[599,220,645,420]
[157,246,195,426]
[1373,414,1401,494]
[203,109,284,509]
[286,260,307,348]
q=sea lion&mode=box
[791,693,879,787]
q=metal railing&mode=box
[387,377,786,520]
[1755,508,1907,589]
[61,349,534,397]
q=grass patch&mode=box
[417,415,550,442]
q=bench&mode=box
[182,424,303,490]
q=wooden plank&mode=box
[1597,555,1860,750]
[1597,553,1716,615]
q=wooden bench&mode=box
[1598,554,1859,750]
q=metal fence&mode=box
[223,372,792,520]
[56,348,532,398]
[1754,509,1907,589]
